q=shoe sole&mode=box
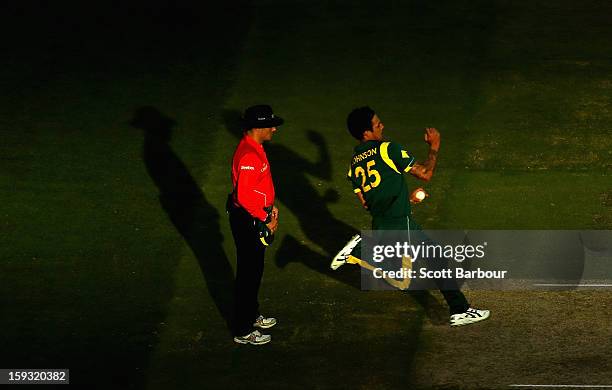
[331,235,361,270]
[330,258,346,270]
[450,311,491,327]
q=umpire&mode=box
[228,105,282,345]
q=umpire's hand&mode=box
[267,206,279,233]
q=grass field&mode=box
[1,0,611,388]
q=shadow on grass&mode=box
[132,106,235,333]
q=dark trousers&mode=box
[372,217,470,315]
[229,205,266,336]
[427,256,470,315]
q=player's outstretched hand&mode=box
[424,127,440,150]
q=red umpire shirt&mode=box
[231,134,275,221]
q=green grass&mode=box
[1,0,611,388]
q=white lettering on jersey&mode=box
[241,165,255,170]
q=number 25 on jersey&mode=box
[355,160,381,192]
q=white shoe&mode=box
[331,234,361,270]
[253,315,277,329]
[233,330,271,345]
[450,307,490,327]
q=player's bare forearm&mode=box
[410,147,438,181]
[410,127,440,182]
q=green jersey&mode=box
[347,140,416,221]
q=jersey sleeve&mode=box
[235,153,268,221]
[346,165,362,193]
[380,141,416,174]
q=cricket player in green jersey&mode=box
[331,106,490,327]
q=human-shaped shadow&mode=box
[132,106,234,333]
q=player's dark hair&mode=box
[347,106,375,140]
